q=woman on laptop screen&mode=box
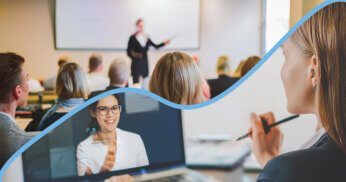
[76,95,149,175]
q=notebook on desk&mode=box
[186,142,251,170]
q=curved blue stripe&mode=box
[1,0,344,179]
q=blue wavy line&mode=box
[1,0,344,179]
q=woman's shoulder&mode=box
[77,134,94,148]
[258,140,346,182]
[117,128,142,141]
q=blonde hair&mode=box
[232,60,245,77]
[56,62,89,99]
[108,58,130,85]
[216,56,232,76]
[149,52,206,105]
[240,56,261,77]
[290,2,345,152]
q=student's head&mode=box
[280,2,345,151]
[216,56,232,76]
[88,54,103,73]
[58,56,69,68]
[240,56,261,77]
[89,95,121,133]
[56,62,88,100]
[0,53,29,106]
[108,58,130,87]
[136,18,144,33]
[149,51,208,105]
[232,60,245,78]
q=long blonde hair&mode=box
[149,52,206,105]
[291,2,345,152]
[56,62,89,99]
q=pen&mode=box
[236,114,300,141]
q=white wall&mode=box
[183,49,317,152]
[0,0,262,80]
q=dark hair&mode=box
[240,56,261,77]
[88,54,103,73]
[85,94,120,135]
[0,53,25,103]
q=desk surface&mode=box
[197,167,259,182]
[16,117,32,130]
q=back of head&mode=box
[290,2,345,152]
[0,53,25,103]
[108,58,130,86]
[232,60,245,78]
[149,51,206,105]
[88,54,103,73]
[216,56,232,76]
[240,56,261,77]
[57,56,69,68]
[56,62,89,99]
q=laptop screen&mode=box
[22,92,185,182]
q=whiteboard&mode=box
[55,0,200,50]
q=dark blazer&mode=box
[127,34,164,81]
[207,75,239,98]
[0,113,35,168]
[257,133,346,182]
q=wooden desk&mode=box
[16,117,32,130]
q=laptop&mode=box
[20,93,216,182]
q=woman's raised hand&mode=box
[249,112,284,167]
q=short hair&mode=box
[0,53,25,103]
[56,62,89,99]
[88,54,103,73]
[149,51,206,105]
[108,58,130,85]
[240,56,261,77]
[216,56,231,75]
[58,56,69,67]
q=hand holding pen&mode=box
[247,112,285,167]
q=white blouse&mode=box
[76,128,149,175]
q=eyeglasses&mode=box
[96,105,121,116]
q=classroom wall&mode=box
[183,49,317,152]
[0,0,262,80]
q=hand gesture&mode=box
[164,39,170,45]
[249,112,283,167]
[100,149,116,173]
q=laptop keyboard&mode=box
[142,174,206,182]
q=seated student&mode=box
[207,56,239,98]
[43,56,68,90]
[37,63,88,130]
[89,58,130,98]
[106,58,130,90]
[240,56,261,77]
[0,53,36,168]
[86,54,110,92]
[248,3,345,182]
[149,51,210,105]
[76,95,148,175]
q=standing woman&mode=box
[127,19,170,85]
[250,3,345,182]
